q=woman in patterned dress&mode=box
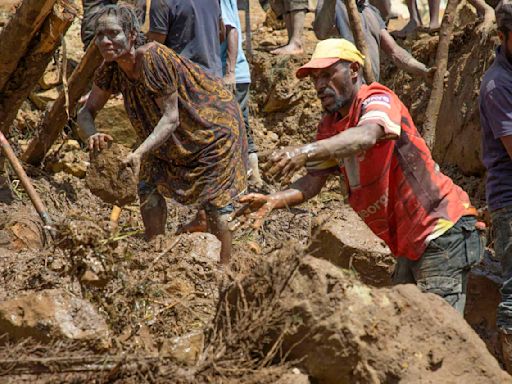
[77,4,247,264]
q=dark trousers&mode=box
[492,205,512,332]
[392,216,484,314]
[236,83,257,154]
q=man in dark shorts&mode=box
[314,0,432,81]
[139,0,223,76]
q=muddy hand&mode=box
[223,72,236,94]
[88,133,113,153]
[267,146,308,185]
[122,152,142,181]
[231,193,276,229]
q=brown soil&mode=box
[85,143,138,206]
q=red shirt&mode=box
[307,83,473,260]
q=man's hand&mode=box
[88,133,113,152]
[223,72,236,93]
[267,145,309,185]
[234,193,277,229]
[123,152,142,180]
[420,66,449,85]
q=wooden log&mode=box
[0,0,57,91]
[0,0,78,136]
[422,0,459,151]
[343,0,375,84]
[22,42,103,165]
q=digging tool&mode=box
[110,205,122,228]
[237,0,253,56]
[344,0,375,84]
[422,0,460,151]
[0,131,55,235]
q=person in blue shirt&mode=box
[221,0,262,187]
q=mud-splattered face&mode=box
[311,61,358,114]
[95,15,133,62]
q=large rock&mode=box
[308,208,395,287]
[85,142,138,206]
[0,289,110,346]
[217,252,511,383]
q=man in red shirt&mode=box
[238,39,484,313]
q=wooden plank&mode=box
[343,0,375,84]
[22,42,103,165]
[0,0,57,91]
[0,0,78,135]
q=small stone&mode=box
[165,330,204,365]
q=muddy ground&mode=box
[0,1,509,383]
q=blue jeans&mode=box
[492,205,512,332]
[392,216,484,314]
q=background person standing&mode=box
[221,0,263,187]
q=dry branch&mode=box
[0,0,78,135]
[0,354,164,376]
[422,0,460,150]
[343,0,375,84]
[0,0,57,91]
[22,42,103,165]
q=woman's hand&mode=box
[88,133,113,152]
[123,152,142,180]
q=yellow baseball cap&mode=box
[296,38,365,79]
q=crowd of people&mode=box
[77,0,512,372]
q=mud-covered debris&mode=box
[85,143,137,206]
[54,218,122,286]
[213,251,511,384]
[275,369,310,384]
[308,208,394,287]
[164,330,204,365]
[1,210,46,251]
[0,289,110,347]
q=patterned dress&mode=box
[94,42,248,208]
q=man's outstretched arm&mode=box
[267,123,386,184]
[380,29,433,81]
[237,173,329,228]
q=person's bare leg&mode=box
[205,208,232,265]
[392,0,422,38]
[176,209,208,234]
[428,0,441,30]
[141,191,167,240]
[271,10,305,55]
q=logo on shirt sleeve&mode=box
[362,94,391,109]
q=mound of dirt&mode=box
[85,143,137,206]
[382,4,496,175]
[213,250,510,384]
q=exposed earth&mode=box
[0,1,509,383]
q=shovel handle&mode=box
[0,131,53,229]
